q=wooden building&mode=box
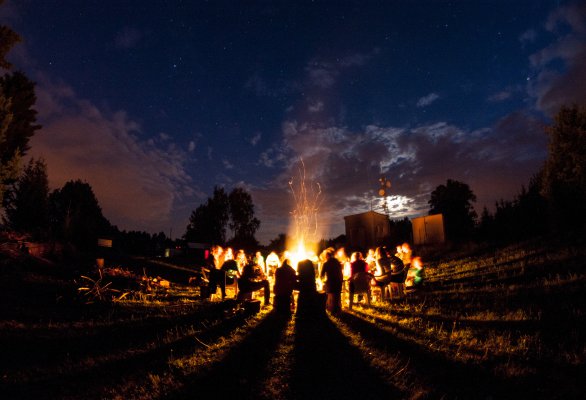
[411,214,445,245]
[344,210,390,250]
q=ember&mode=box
[286,159,322,270]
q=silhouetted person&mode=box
[348,251,373,309]
[238,260,270,306]
[19,241,29,255]
[206,245,226,300]
[296,259,323,316]
[273,259,297,314]
[320,249,343,314]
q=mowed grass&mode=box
[1,235,584,399]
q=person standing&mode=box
[320,249,343,314]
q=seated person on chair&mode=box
[206,245,227,300]
[296,258,324,316]
[273,258,297,314]
[405,256,425,288]
[265,251,280,280]
[237,257,270,306]
[348,251,373,309]
[221,255,240,297]
[372,247,406,288]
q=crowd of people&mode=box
[198,243,425,315]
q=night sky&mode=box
[2,0,585,244]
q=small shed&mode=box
[411,214,445,245]
[344,210,390,250]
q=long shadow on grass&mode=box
[290,310,401,400]
[0,301,255,399]
[165,309,290,400]
[350,307,547,369]
[337,311,549,399]
[0,301,234,374]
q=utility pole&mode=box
[378,176,391,216]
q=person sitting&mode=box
[205,245,226,300]
[372,247,406,298]
[273,258,297,314]
[236,249,248,272]
[237,258,270,306]
[296,258,323,316]
[348,252,373,309]
[254,251,265,276]
[396,242,412,269]
[405,256,425,289]
[265,251,280,281]
[220,255,239,297]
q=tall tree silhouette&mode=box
[0,71,41,165]
[542,105,586,231]
[3,158,49,237]
[429,179,477,241]
[0,91,18,204]
[49,180,113,250]
[0,20,29,205]
[184,186,230,244]
[185,186,260,247]
[0,24,20,70]
[228,187,260,249]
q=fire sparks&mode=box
[287,159,322,270]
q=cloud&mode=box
[528,2,586,116]
[244,72,300,97]
[519,29,537,45]
[305,49,379,89]
[29,76,197,232]
[188,141,196,152]
[248,131,262,146]
[308,100,324,113]
[222,158,234,169]
[488,90,512,102]
[416,92,440,107]
[253,112,546,243]
[306,61,337,88]
[244,73,270,96]
[115,27,142,49]
[339,50,378,67]
[0,0,20,23]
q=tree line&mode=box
[1,15,262,256]
[0,18,172,256]
[427,104,586,243]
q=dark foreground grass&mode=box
[1,235,585,399]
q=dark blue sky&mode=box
[2,0,585,243]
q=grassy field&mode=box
[1,236,584,399]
